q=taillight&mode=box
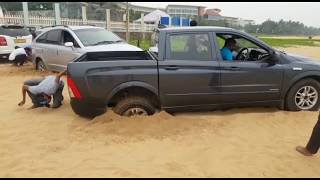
[67,76,82,100]
[0,36,7,46]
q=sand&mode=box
[1,46,320,177]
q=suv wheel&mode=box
[286,78,320,111]
[37,60,47,71]
[113,96,156,116]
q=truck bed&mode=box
[67,51,159,106]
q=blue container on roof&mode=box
[171,17,180,26]
[160,17,169,25]
[182,18,190,26]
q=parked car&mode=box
[0,24,32,60]
[67,26,320,117]
[32,25,140,72]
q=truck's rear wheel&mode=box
[113,96,156,116]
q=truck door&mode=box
[215,32,284,105]
[158,32,221,109]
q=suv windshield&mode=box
[0,25,31,37]
[74,28,122,47]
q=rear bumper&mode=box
[0,50,12,54]
[0,46,13,55]
[70,98,106,117]
[70,98,105,108]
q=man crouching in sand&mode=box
[18,69,67,108]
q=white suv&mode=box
[32,25,141,72]
[0,24,32,60]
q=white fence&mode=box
[0,14,157,33]
[0,15,24,25]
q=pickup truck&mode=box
[67,26,320,117]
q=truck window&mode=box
[168,33,211,61]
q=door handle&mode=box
[164,66,179,70]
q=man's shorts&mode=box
[12,54,27,65]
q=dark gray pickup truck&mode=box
[67,26,320,117]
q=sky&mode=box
[131,2,320,28]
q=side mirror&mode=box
[64,42,74,47]
[265,54,277,65]
[268,49,276,55]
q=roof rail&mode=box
[40,25,69,29]
[55,25,69,28]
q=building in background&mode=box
[203,8,254,27]
[204,8,222,17]
[166,4,206,19]
[198,6,206,17]
[116,2,165,14]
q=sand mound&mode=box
[69,110,216,143]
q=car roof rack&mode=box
[40,25,69,29]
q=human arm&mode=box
[55,69,67,83]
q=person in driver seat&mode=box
[220,38,237,61]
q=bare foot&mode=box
[296,146,314,156]
[18,100,25,106]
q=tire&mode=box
[286,78,320,111]
[70,99,106,118]
[113,96,156,116]
[36,60,47,72]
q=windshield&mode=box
[0,25,31,37]
[74,28,122,47]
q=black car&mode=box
[67,26,320,117]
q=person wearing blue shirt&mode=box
[220,38,237,61]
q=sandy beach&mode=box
[1,46,320,177]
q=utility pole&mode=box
[126,2,130,42]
